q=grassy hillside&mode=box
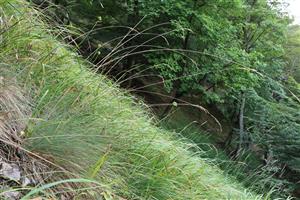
[0,0,267,199]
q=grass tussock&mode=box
[0,76,29,146]
[0,0,269,199]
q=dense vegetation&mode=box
[29,0,300,198]
[0,0,270,199]
[29,0,300,196]
[0,0,299,199]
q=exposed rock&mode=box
[0,162,21,182]
[1,190,21,200]
[21,177,32,187]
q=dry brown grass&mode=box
[0,75,97,199]
[0,75,30,160]
[0,75,53,198]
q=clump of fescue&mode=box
[0,76,52,198]
[0,76,29,146]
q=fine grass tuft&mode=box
[0,0,268,199]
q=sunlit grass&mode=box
[0,0,268,199]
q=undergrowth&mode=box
[0,0,271,199]
[160,108,292,198]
